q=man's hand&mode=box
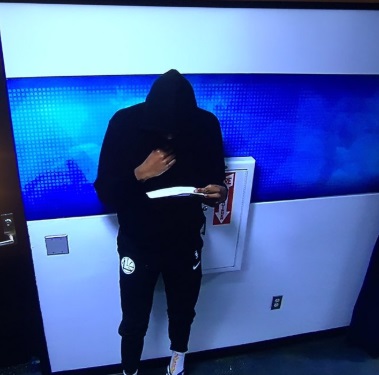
[195,184,227,206]
[134,149,176,181]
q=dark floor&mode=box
[1,332,379,375]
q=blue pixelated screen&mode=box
[6,74,379,221]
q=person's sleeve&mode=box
[200,114,227,188]
[94,115,146,212]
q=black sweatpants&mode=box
[117,234,203,374]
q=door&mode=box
[0,36,47,369]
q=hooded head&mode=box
[142,69,197,136]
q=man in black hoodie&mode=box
[95,70,227,375]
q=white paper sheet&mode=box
[146,186,205,199]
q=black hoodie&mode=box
[94,70,225,246]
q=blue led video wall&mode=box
[7,74,379,220]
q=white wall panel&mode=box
[27,194,379,372]
[0,4,379,77]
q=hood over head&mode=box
[143,69,198,135]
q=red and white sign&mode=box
[213,172,235,225]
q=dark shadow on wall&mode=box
[348,235,379,358]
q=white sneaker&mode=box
[166,364,185,375]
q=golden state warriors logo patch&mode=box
[121,257,136,275]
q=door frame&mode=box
[0,34,51,374]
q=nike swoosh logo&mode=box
[193,261,201,270]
